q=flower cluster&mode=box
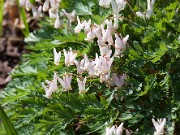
[42,46,127,98]
[105,118,166,135]
[19,0,76,28]
[74,17,129,57]
[42,0,129,98]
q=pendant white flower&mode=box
[74,16,86,33]
[43,0,49,11]
[152,118,166,135]
[77,77,87,94]
[42,73,58,98]
[75,59,85,74]
[54,12,61,28]
[58,74,72,91]
[53,48,61,65]
[112,73,127,87]
[63,48,77,66]
[114,34,129,56]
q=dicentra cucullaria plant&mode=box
[0,0,179,135]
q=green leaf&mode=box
[0,105,17,135]
[75,2,93,15]
[150,42,168,63]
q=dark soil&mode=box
[0,1,25,90]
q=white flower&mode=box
[75,59,85,74]
[84,19,92,32]
[112,73,127,87]
[77,77,87,94]
[49,9,58,18]
[114,34,129,56]
[146,0,156,19]
[99,44,111,57]
[50,0,60,10]
[25,0,32,11]
[42,82,53,99]
[101,19,114,45]
[102,28,111,43]
[42,73,58,98]
[152,118,166,135]
[115,123,124,135]
[114,0,126,11]
[84,30,95,42]
[54,12,61,28]
[62,9,76,25]
[32,6,43,19]
[87,62,97,77]
[113,15,119,29]
[53,48,61,65]
[63,48,77,66]
[105,125,115,135]
[99,0,113,8]
[43,0,50,11]
[100,72,110,83]
[94,55,113,75]
[105,122,130,135]
[74,16,86,33]
[83,54,90,71]
[58,74,72,91]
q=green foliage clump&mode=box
[0,0,180,134]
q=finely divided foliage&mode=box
[0,0,180,134]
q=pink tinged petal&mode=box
[53,48,61,65]
[66,75,72,90]
[75,60,84,74]
[42,82,49,92]
[25,0,32,11]
[45,90,53,99]
[32,6,42,19]
[84,19,91,32]
[105,125,115,135]
[70,52,77,65]
[115,123,124,135]
[77,77,86,93]
[58,77,66,89]
[64,49,70,66]
[43,0,50,11]
[49,9,57,18]
[85,30,95,42]
[74,16,86,33]
[83,54,90,70]
[112,73,124,87]
[152,118,166,134]
[114,16,119,29]
[50,0,59,10]
[122,35,129,46]
[54,13,61,28]
[111,0,119,15]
